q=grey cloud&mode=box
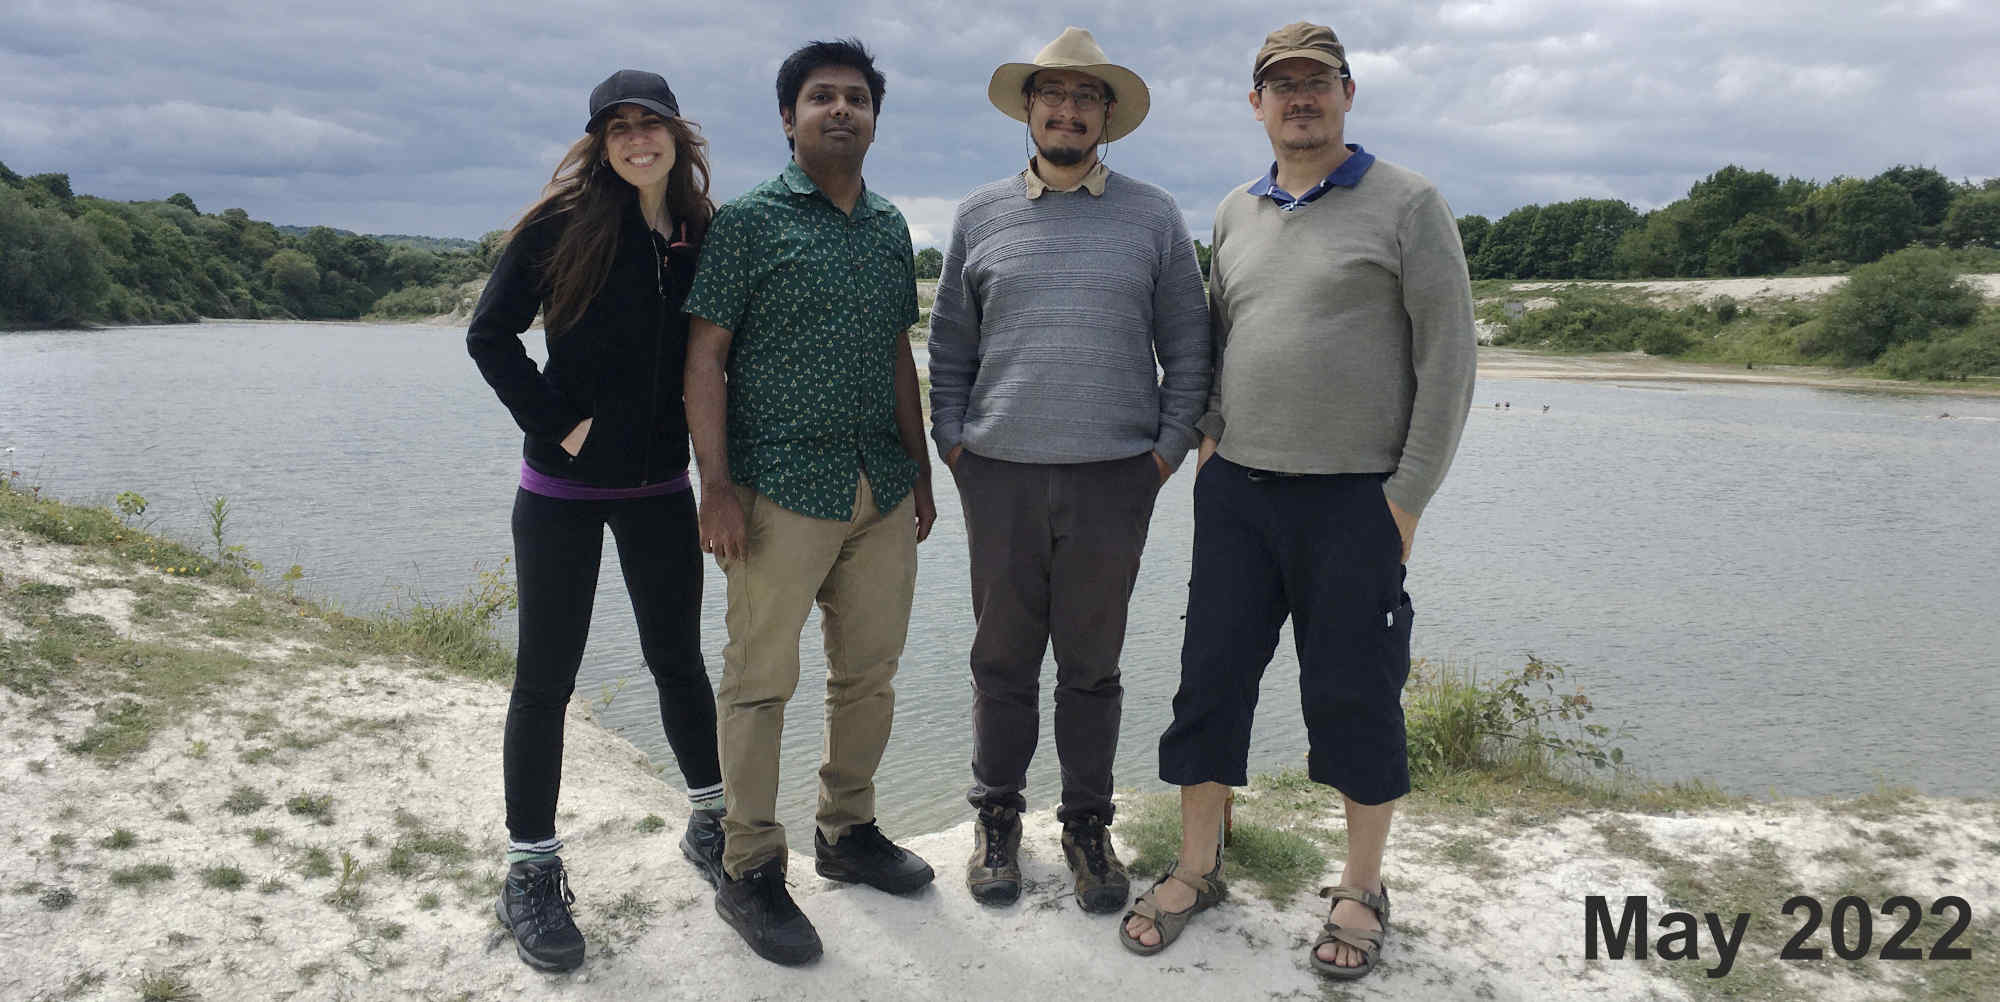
[4,1,1994,241]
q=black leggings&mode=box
[504,487,720,843]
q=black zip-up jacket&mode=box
[467,201,697,487]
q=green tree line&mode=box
[0,161,499,329]
[1457,164,2000,281]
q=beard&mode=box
[1279,115,1329,153]
[1036,141,1091,167]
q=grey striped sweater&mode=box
[926,168,1211,468]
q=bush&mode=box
[1491,293,1698,355]
[367,281,471,319]
[1873,318,2000,380]
[1405,656,1624,783]
[1803,247,1982,363]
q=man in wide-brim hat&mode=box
[928,26,1210,916]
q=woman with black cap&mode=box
[467,69,722,973]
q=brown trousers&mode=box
[952,450,1160,824]
[716,474,917,876]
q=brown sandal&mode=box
[1117,858,1226,956]
[1311,883,1390,980]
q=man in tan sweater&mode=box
[1119,22,1476,982]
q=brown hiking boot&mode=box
[1061,814,1130,914]
[966,804,1022,905]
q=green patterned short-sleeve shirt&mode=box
[685,160,921,521]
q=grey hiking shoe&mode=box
[680,807,726,888]
[494,856,586,971]
[1061,814,1130,914]
[966,803,1022,905]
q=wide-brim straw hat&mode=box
[987,26,1150,143]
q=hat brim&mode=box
[1254,48,1346,82]
[586,97,679,133]
[987,61,1150,143]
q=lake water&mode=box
[3,322,1996,846]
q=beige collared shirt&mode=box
[1021,158,1109,199]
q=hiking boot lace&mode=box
[977,808,1013,868]
[742,864,803,920]
[844,821,903,862]
[1069,821,1110,876]
[521,865,577,937]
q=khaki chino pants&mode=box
[716,474,917,877]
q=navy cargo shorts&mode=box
[1157,455,1415,806]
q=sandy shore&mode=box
[1502,273,2000,306]
[4,523,1997,1001]
[1476,347,2000,396]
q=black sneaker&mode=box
[680,808,725,888]
[1061,815,1131,914]
[815,819,935,895]
[966,804,1022,905]
[494,856,586,972]
[715,857,822,966]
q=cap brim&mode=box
[986,61,1151,143]
[1255,48,1346,80]
[586,97,679,133]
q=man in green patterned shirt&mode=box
[684,37,937,967]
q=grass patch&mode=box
[39,886,77,910]
[384,825,473,878]
[285,792,335,824]
[221,785,269,815]
[0,482,218,579]
[325,851,366,910]
[65,699,156,761]
[199,864,248,890]
[1434,831,1506,879]
[109,862,177,889]
[296,846,335,879]
[247,826,279,846]
[203,596,270,638]
[606,890,657,922]
[636,814,666,834]
[1117,787,1328,903]
[416,891,442,911]
[330,561,516,682]
[1593,818,1809,999]
[136,969,197,1002]
[58,970,106,998]
[98,827,138,850]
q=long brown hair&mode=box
[508,116,714,337]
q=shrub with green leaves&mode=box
[1491,293,1698,355]
[1873,317,2000,380]
[1804,247,1982,363]
[1404,656,1625,783]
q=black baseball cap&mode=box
[586,70,680,132]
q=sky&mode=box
[5,0,1996,248]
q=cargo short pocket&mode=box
[1379,592,1415,691]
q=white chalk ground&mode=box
[4,528,1997,1002]
[1502,273,2000,306]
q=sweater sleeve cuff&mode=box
[930,420,963,458]
[1195,411,1225,441]
[1151,427,1198,470]
[1382,473,1432,517]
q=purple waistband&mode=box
[519,462,691,501]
